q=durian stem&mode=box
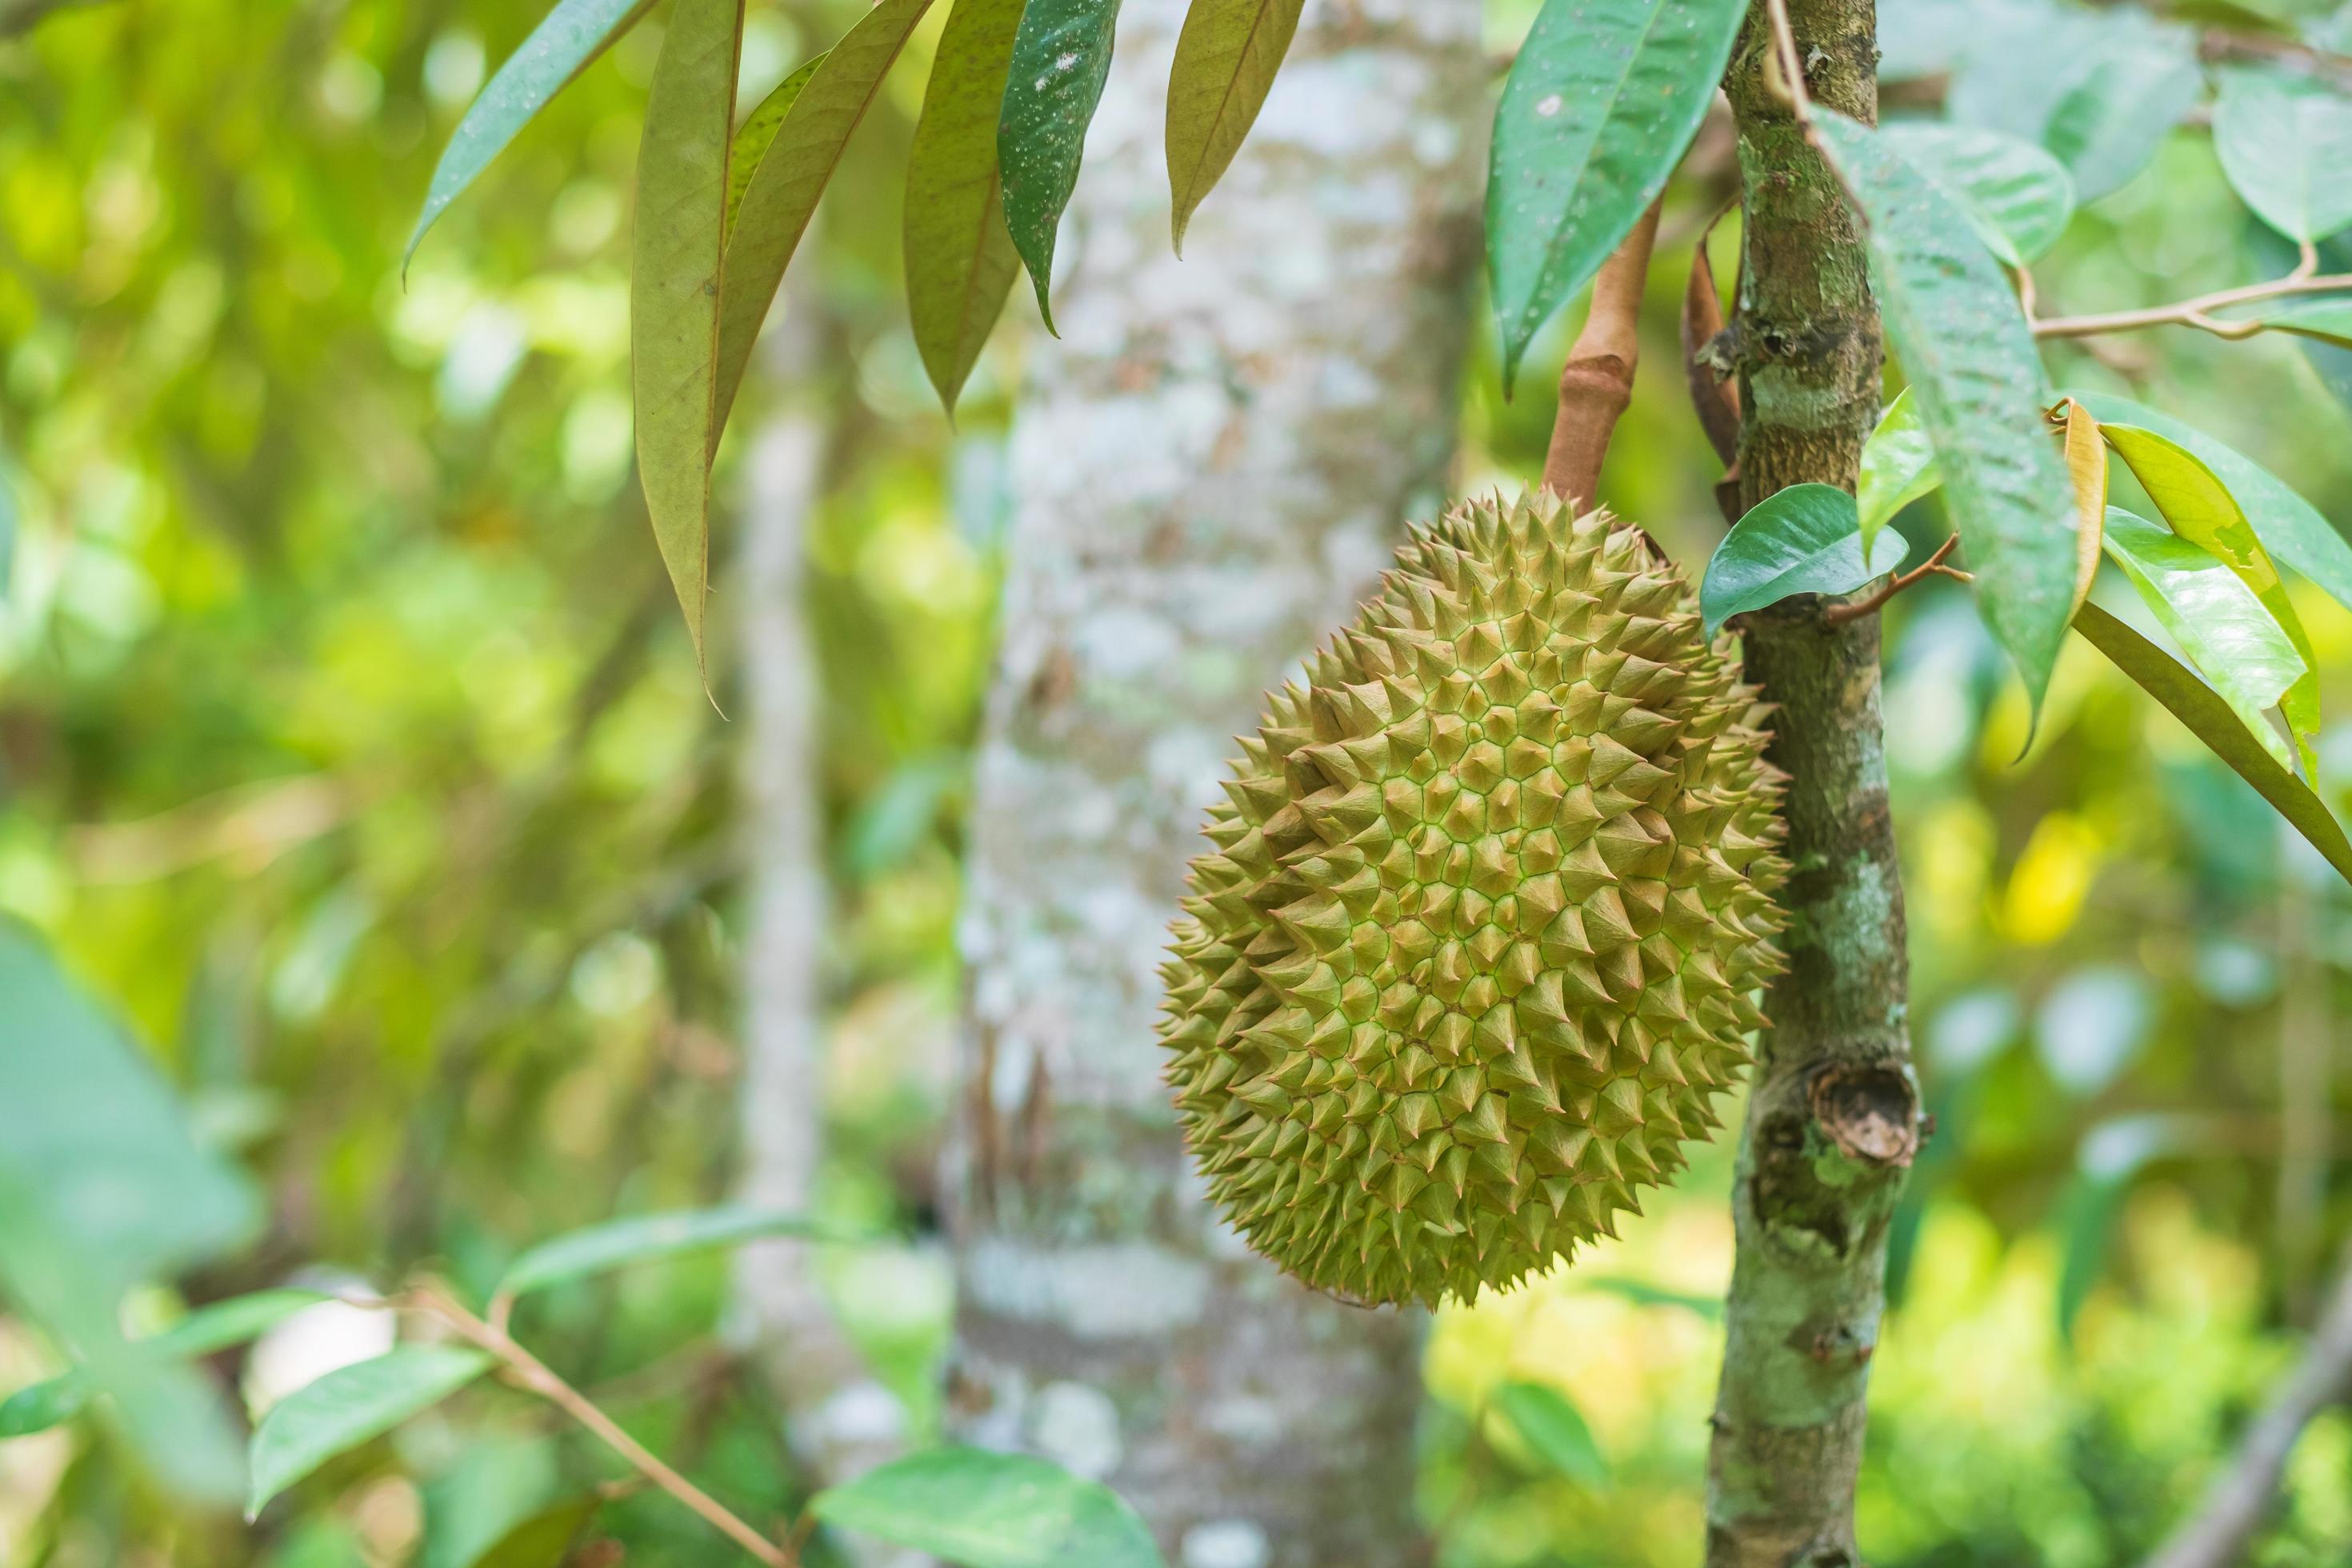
[1542,199,1662,511]
[1704,2,1923,1564]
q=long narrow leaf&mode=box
[1486,0,1747,383]
[497,1205,852,1301]
[998,0,1123,332]
[247,1347,494,1518]
[0,1288,326,1438]
[2072,601,2352,885]
[2062,399,2105,618]
[630,0,744,664]
[1815,109,2077,711]
[1165,0,1307,250]
[907,0,1028,414]
[730,54,828,238]
[409,0,659,270]
[718,0,936,426]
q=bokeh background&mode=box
[5,0,2352,1564]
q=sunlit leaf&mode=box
[810,1448,1165,1568]
[1948,8,2200,201]
[629,0,744,665]
[496,1204,849,1301]
[907,0,1027,414]
[2061,399,2105,618]
[998,0,1122,332]
[1165,0,1307,251]
[247,1347,494,1519]
[2214,66,2352,244]
[1815,109,2076,710]
[729,54,827,237]
[1701,483,1909,637]
[1856,387,1941,554]
[408,0,658,270]
[1486,0,1746,384]
[0,1288,326,1438]
[2102,507,2305,771]
[720,0,934,420]
[1881,122,2075,266]
[2071,602,2352,886]
[2099,422,2319,780]
[1490,1381,1608,1487]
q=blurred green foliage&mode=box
[4,0,2352,1564]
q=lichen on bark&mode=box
[1705,2,1925,1564]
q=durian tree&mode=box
[409,0,2352,1559]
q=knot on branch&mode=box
[1809,1062,1919,1169]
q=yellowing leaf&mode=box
[1165,0,1307,251]
[630,0,744,663]
[907,0,1028,414]
[2061,400,2105,618]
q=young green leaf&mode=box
[496,1204,852,1301]
[1700,483,1910,637]
[1879,122,2076,266]
[2102,507,2305,772]
[729,53,828,238]
[2230,295,2352,349]
[1947,8,2200,201]
[630,0,744,666]
[2214,66,2352,244]
[1490,1380,1608,1487]
[2064,389,2352,617]
[247,1346,495,1519]
[719,0,935,424]
[1856,387,1942,554]
[2099,421,2320,779]
[0,1288,327,1438]
[408,0,658,270]
[810,1447,1165,1568]
[1814,109,2077,711]
[2072,602,2352,885]
[998,0,1124,332]
[1165,0,1307,251]
[1486,0,1747,385]
[907,0,1028,414]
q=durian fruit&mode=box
[1158,489,1790,1307]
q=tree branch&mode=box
[1543,200,1663,510]
[2032,261,2352,341]
[2142,1249,2352,1568]
[1822,535,1966,625]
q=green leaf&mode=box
[729,53,828,238]
[468,1497,603,1568]
[810,1448,1165,1568]
[2231,294,2352,348]
[1580,1276,1723,1318]
[1490,1380,1607,1487]
[629,0,743,665]
[1856,387,1942,554]
[1947,8,2200,202]
[408,0,658,270]
[1701,483,1910,637]
[0,922,260,1502]
[1,1288,326,1438]
[497,1204,847,1301]
[719,0,935,422]
[1815,109,2076,710]
[2102,507,2306,771]
[2072,601,2352,886]
[2054,1114,2183,1343]
[2099,422,2320,780]
[247,1346,495,1519]
[907,0,1028,414]
[1879,122,2075,266]
[2214,66,2352,244]
[1164,0,1306,251]
[1486,0,1747,384]
[997,0,1122,333]
[2065,390,2352,618]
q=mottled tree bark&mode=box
[1706,4,1923,1565]
[945,2,1485,1564]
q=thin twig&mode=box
[2034,269,2352,340]
[2142,1247,2352,1568]
[1761,0,1814,121]
[1823,535,1965,626]
[406,1286,798,1566]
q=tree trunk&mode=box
[944,2,1485,1564]
[1706,4,1924,1565]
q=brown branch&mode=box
[2142,1248,2352,1568]
[1682,207,1742,469]
[2033,262,2352,341]
[1543,200,1663,510]
[1822,534,1964,626]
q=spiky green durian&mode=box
[1158,490,1790,1307]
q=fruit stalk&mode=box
[1703,1,1922,1563]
